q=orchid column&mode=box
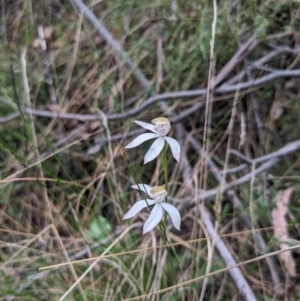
[123,117,181,234]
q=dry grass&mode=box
[1,0,300,300]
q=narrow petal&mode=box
[161,203,181,230]
[143,203,163,234]
[131,184,152,195]
[123,199,156,220]
[144,137,165,164]
[164,136,181,162]
[134,120,158,133]
[125,133,158,149]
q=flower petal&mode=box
[134,120,158,133]
[161,203,181,230]
[123,199,156,220]
[143,203,163,234]
[144,137,165,164]
[131,184,152,195]
[164,136,181,162]
[125,133,158,149]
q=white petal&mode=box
[143,203,163,234]
[144,137,165,164]
[131,184,152,195]
[125,133,158,149]
[161,203,181,230]
[123,199,156,220]
[134,120,158,133]
[164,136,181,162]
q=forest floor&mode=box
[1,1,300,300]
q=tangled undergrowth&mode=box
[1,0,300,300]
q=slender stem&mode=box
[160,144,169,242]
[161,146,182,271]
[161,144,168,194]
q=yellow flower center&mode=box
[150,185,167,201]
[151,117,171,136]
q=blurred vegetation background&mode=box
[1,0,300,300]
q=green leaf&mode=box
[88,216,112,240]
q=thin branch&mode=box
[200,205,258,301]
[179,126,282,287]
[69,0,151,91]
[222,158,279,193]
[0,65,298,125]
[227,45,300,84]
[220,163,248,175]
[0,112,20,124]
[217,69,300,93]
[178,125,257,301]
[229,139,300,165]
[210,36,259,87]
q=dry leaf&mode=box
[43,27,54,39]
[32,38,41,48]
[271,188,296,277]
[89,121,100,132]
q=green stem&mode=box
[162,144,168,193]
[160,146,182,274]
[160,144,169,243]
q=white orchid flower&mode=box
[125,117,181,164]
[123,184,181,234]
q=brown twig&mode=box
[178,125,282,287]
[177,124,258,301]
[70,0,152,91]
[0,65,299,125]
